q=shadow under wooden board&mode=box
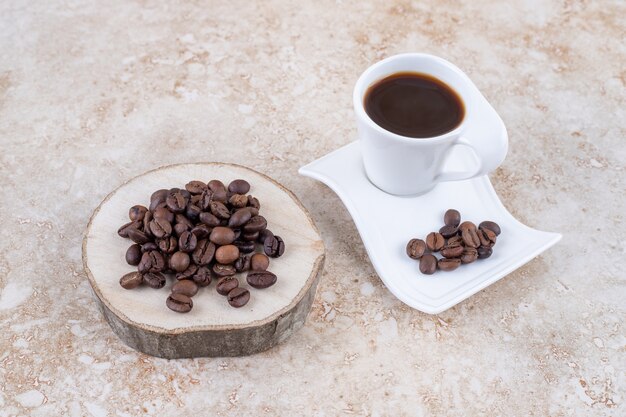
[82,163,325,358]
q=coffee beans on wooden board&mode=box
[405,209,500,275]
[117,178,286,312]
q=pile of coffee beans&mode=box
[406,209,500,275]
[118,178,285,312]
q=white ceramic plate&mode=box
[299,141,561,314]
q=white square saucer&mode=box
[299,141,561,314]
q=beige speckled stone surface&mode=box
[0,0,624,415]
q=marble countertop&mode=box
[1,0,624,415]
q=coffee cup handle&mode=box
[435,131,508,183]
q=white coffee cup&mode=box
[353,53,508,195]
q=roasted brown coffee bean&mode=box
[175,263,198,281]
[419,254,438,275]
[199,211,220,227]
[185,204,202,221]
[258,228,274,244]
[460,247,478,264]
[459,221,476,234]
[191,224,212,239]
[444,209,461,228]
[153,206,174,223]
[173,222,188,237]
[227,287,250,307]
[120,271,143,289]
[127,227,150,244]
[215,245,240,264]
[210,201,230,219]
[117,221,141,238]
[125,244,142,266]
[225,179,248,194]
[216,276,239,295]
[232,228,242,240]
[234,254,251,272]
[166,191,187,213]
[438,258,461,271]
[138,251,165,273]
[250,253,270,271]
[447,235,464,246]
[212,188,228,202]
[170,251,190,272]
[439,225,458,238]
[166,293,193,313]
[242,206,259,217]
[198,190,213,211]
[192,266,212,287]
[175,213,193,229]
[233,240,255,253]
[229,194,248,208]
[178,230,197,253]
[149,189,169,211]
[185,180,207,195]
[192,239,215,265]
[479,221,501,236]
[208,179,226,192]
[212,263,236,277]
[461,227,480,248]
[157,236,178,253]
[242,231,259,242]
[441,243,464,258]
[149,218,172,238]
[141,242,158,252]
[129,205,148,221]
[142,211,153,236]
[478,227,497,247]
[243,216,267,233]
[477,246,492,259]
[247,195,260,209]
[425,232,445,252]
[210,226,236,245]
[143,272,166,289]
[406,238,426,259]
[228,207,252,227]
[247,270,277,289]
[264,235,285,258]
[171,279,199,297]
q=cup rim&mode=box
[353,53,469,143]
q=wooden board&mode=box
[82,163,325,358]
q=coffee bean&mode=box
[242,231,259,242]
[247,270,277,289]
[125,244,142,266]
[191,224,212,239]
[425,232,445,252]
[461,227,480,248]
[264,235,285,258]
[216,276,239,295]
[234,254,251,272]
[185,180,207,195]
[166,293,193,313]
[175,264,198,281]
[178,230,198,253]
[215,244,240,264]
[447,235,464,246]
[228,207,252,227]
[460,247,478,264]
[192,239,215,266]
[150,189,169,211]
[212,188,228,202]
[141,242,158,252]
[459,221,476,234]
[227,287,250,308]
[477,246,492,259]
[125,227,149,244]
[439,225,458,238]
[157,236,178,254]
[232,228,242,240]
[243,215,267,233]
[143,272,166,289]
[166,191,187,213]
[173,222,188,237]
[175,213,194,229]
[249,253,269,271]
[228,179,250,195]
[142,211,153,236]
[212,263,236,277]
[438,258,461,271]
[233,240,255,253]
[258,228,274,244]
[444,209,461,228]
[139,251,166,273]
[120,271,142,289]
[243,206,259,217]
[198,190,214,211]
[149,218,172,238]
[441,243,464,258]
[479,221,501,236]
[129,205,148,221]
[478,227,497,247]
[208,179,226,193]
[210,201,230,219]
[185,204,202,221]
[199,211,220,227]
[419,254,437,275]
[192,266,212,287]
[171,279,199,297]
[228,194,248,208]
[153,206,174,223]
[210,226,235,245]
[117,221,141,238]
[406,238,426,259]
[248,195,260,210]
[170,251,190,272]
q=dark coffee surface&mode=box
[364,72,464,138]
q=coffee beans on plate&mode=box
[117,178,285,312]
[406,209,501,275]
